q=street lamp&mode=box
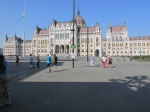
[50,38,54,55]
[87,27,89,62]
[71,0,75,68]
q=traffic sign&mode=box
[71,45,76,48]
[71,53,75,58]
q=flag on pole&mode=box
[18,13,25,21]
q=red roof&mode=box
[39,30,49,34]
[80,26,98,33]
[111,26,123,32]
[129,36,150,40]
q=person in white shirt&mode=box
[102,56,107,68]
[29,54,35,69]
[90,54,94,67]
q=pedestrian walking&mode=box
[36,56,40,68]
[0,55,11,108]
[102,55,107,68]
[29,54,35,69]
[108,56,113,68]
[46,54,51,73]
[16,55,19,65]
[90,54,94,67]
[53,54,58,71]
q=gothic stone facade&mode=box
[3,10,150,57]
[3,34,32,56]
[32,9,102,57]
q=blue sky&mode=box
[0,0,150,48]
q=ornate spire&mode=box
[14,33,17,40]
[77,7,80,16]
[14,33,17,37]
[124,20,126,28]
[5,33,8,41]
[124,20,126,24]
[107,22,110,29]
[5,33,8,38]
[36,24,39,28]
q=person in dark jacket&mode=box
[53,54,58,72]
[16,55,19,65]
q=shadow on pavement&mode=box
[7,61,65,76]
[1,74,150,112]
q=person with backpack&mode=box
[0,55,11,108]
[108,56,113,68]
[16,55,19,65]
[53,54,58,72]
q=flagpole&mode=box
[23,2,26,58]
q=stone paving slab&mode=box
[1,57,150,112]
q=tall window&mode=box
[65,33,69,39]
[34,40,36,44]
[60,33,64,40]
[96,37,98,43]
[83,38,84,43]
[55,34,59,40]
[130,43,132,47]
[113,43,115,47]
[91,38,93,43]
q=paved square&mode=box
[1,57,150,112]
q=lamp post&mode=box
[50,38,54,55]
[71,0,75,68]
[87,27,89,62]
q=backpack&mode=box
[109,58,112,62]
[0,64,6,74]
[56,57,58,61]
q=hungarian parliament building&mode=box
[3,9,150,57]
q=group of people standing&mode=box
[15,54,58,72]
[29,54,58,73]
[90,55,113,68]
[46,54,58,73]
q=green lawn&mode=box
[131,56,150,62]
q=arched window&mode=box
[91,38,93,43]
[34,40,36,44]
[112,36,114,39]
[96,37,98,43]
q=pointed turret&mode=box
[75,7,86,27]
[5,33,8,38]
[36,24,39,28]
[77,7,80,16]
[5,33,8,41]
[52,20,57,26]
[14,33,17,40]
[34,24,42,34]
[107,22,110,29]
[124,20,126,28]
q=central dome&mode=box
[75,8,86,27]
